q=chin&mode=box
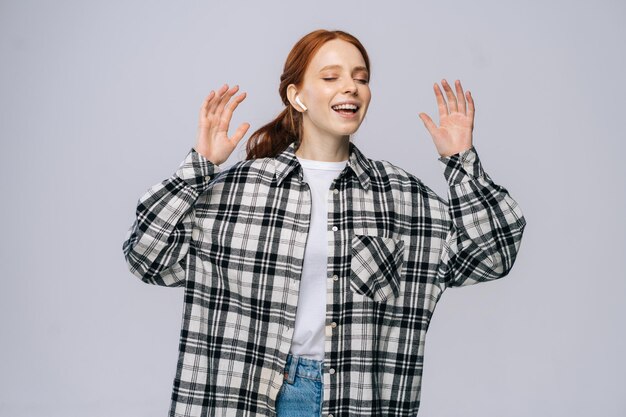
[333,122,362,135]
[333,130,358,138]
[343,125,362,135]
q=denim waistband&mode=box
[283,353,324,384]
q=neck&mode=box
[295,137,350,162]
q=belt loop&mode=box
[285,354,299,384]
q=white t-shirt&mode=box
[289,156,348,360]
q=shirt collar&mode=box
[273,141,372,191]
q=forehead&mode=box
[307,39,367,73]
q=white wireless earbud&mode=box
[295,95,308,111]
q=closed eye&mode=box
[323,77,369,84]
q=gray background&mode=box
[1,0,624,416]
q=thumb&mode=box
[230,122,251,146]
[418,113,437,136]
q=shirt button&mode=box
[328,415,334,417]
[207,175,211,180]
[329,368,336,374]
[333,188,339,194]
[333,275,339,281]
[331,322,337,328]
[332,226,338,231]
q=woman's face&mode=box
[295,39,371,143]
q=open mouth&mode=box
[331,104,359,115]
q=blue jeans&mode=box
[276,353,324,417]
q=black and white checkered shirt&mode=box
[122,140,526,417]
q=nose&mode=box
[343,78,358,95]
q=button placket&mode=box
[326,183,341,400]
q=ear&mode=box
[287,84,305,113]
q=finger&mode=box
[208,83,230,115]
[214,84,240,116]
[230,122,251,145]
[206,84,229,116]
[217,92,247,134]
[433,83,448,117]
[200,91,216,119]
[418,112,438,136]
[466,90,475,122]
[454,80,466,115]
[441,79,458,113]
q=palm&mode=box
[418,79,475,158]
[198,122,237,158]
[195,84,250,165]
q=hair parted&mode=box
[244,29,371,160]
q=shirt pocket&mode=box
[349,234,405,303]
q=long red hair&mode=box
[245,29,371,160]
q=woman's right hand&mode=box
[194,83,250,165]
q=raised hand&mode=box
[194,83,250,165]
[418,79,474,158]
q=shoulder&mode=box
[368,157,448,207]
[213,156,275,182]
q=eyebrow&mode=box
[318,64,369,75]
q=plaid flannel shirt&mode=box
[122,140,526,417]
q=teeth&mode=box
[332,104,358,111]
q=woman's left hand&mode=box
[418,79,474,158]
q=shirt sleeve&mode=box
[436,145,527,289]
[121,147,220,287]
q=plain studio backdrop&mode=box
[1,0,624,416]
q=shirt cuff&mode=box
[174,147,221,193]
[437,145,485,185]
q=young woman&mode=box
[123,29,526,417]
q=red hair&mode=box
[245,29,371,160]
